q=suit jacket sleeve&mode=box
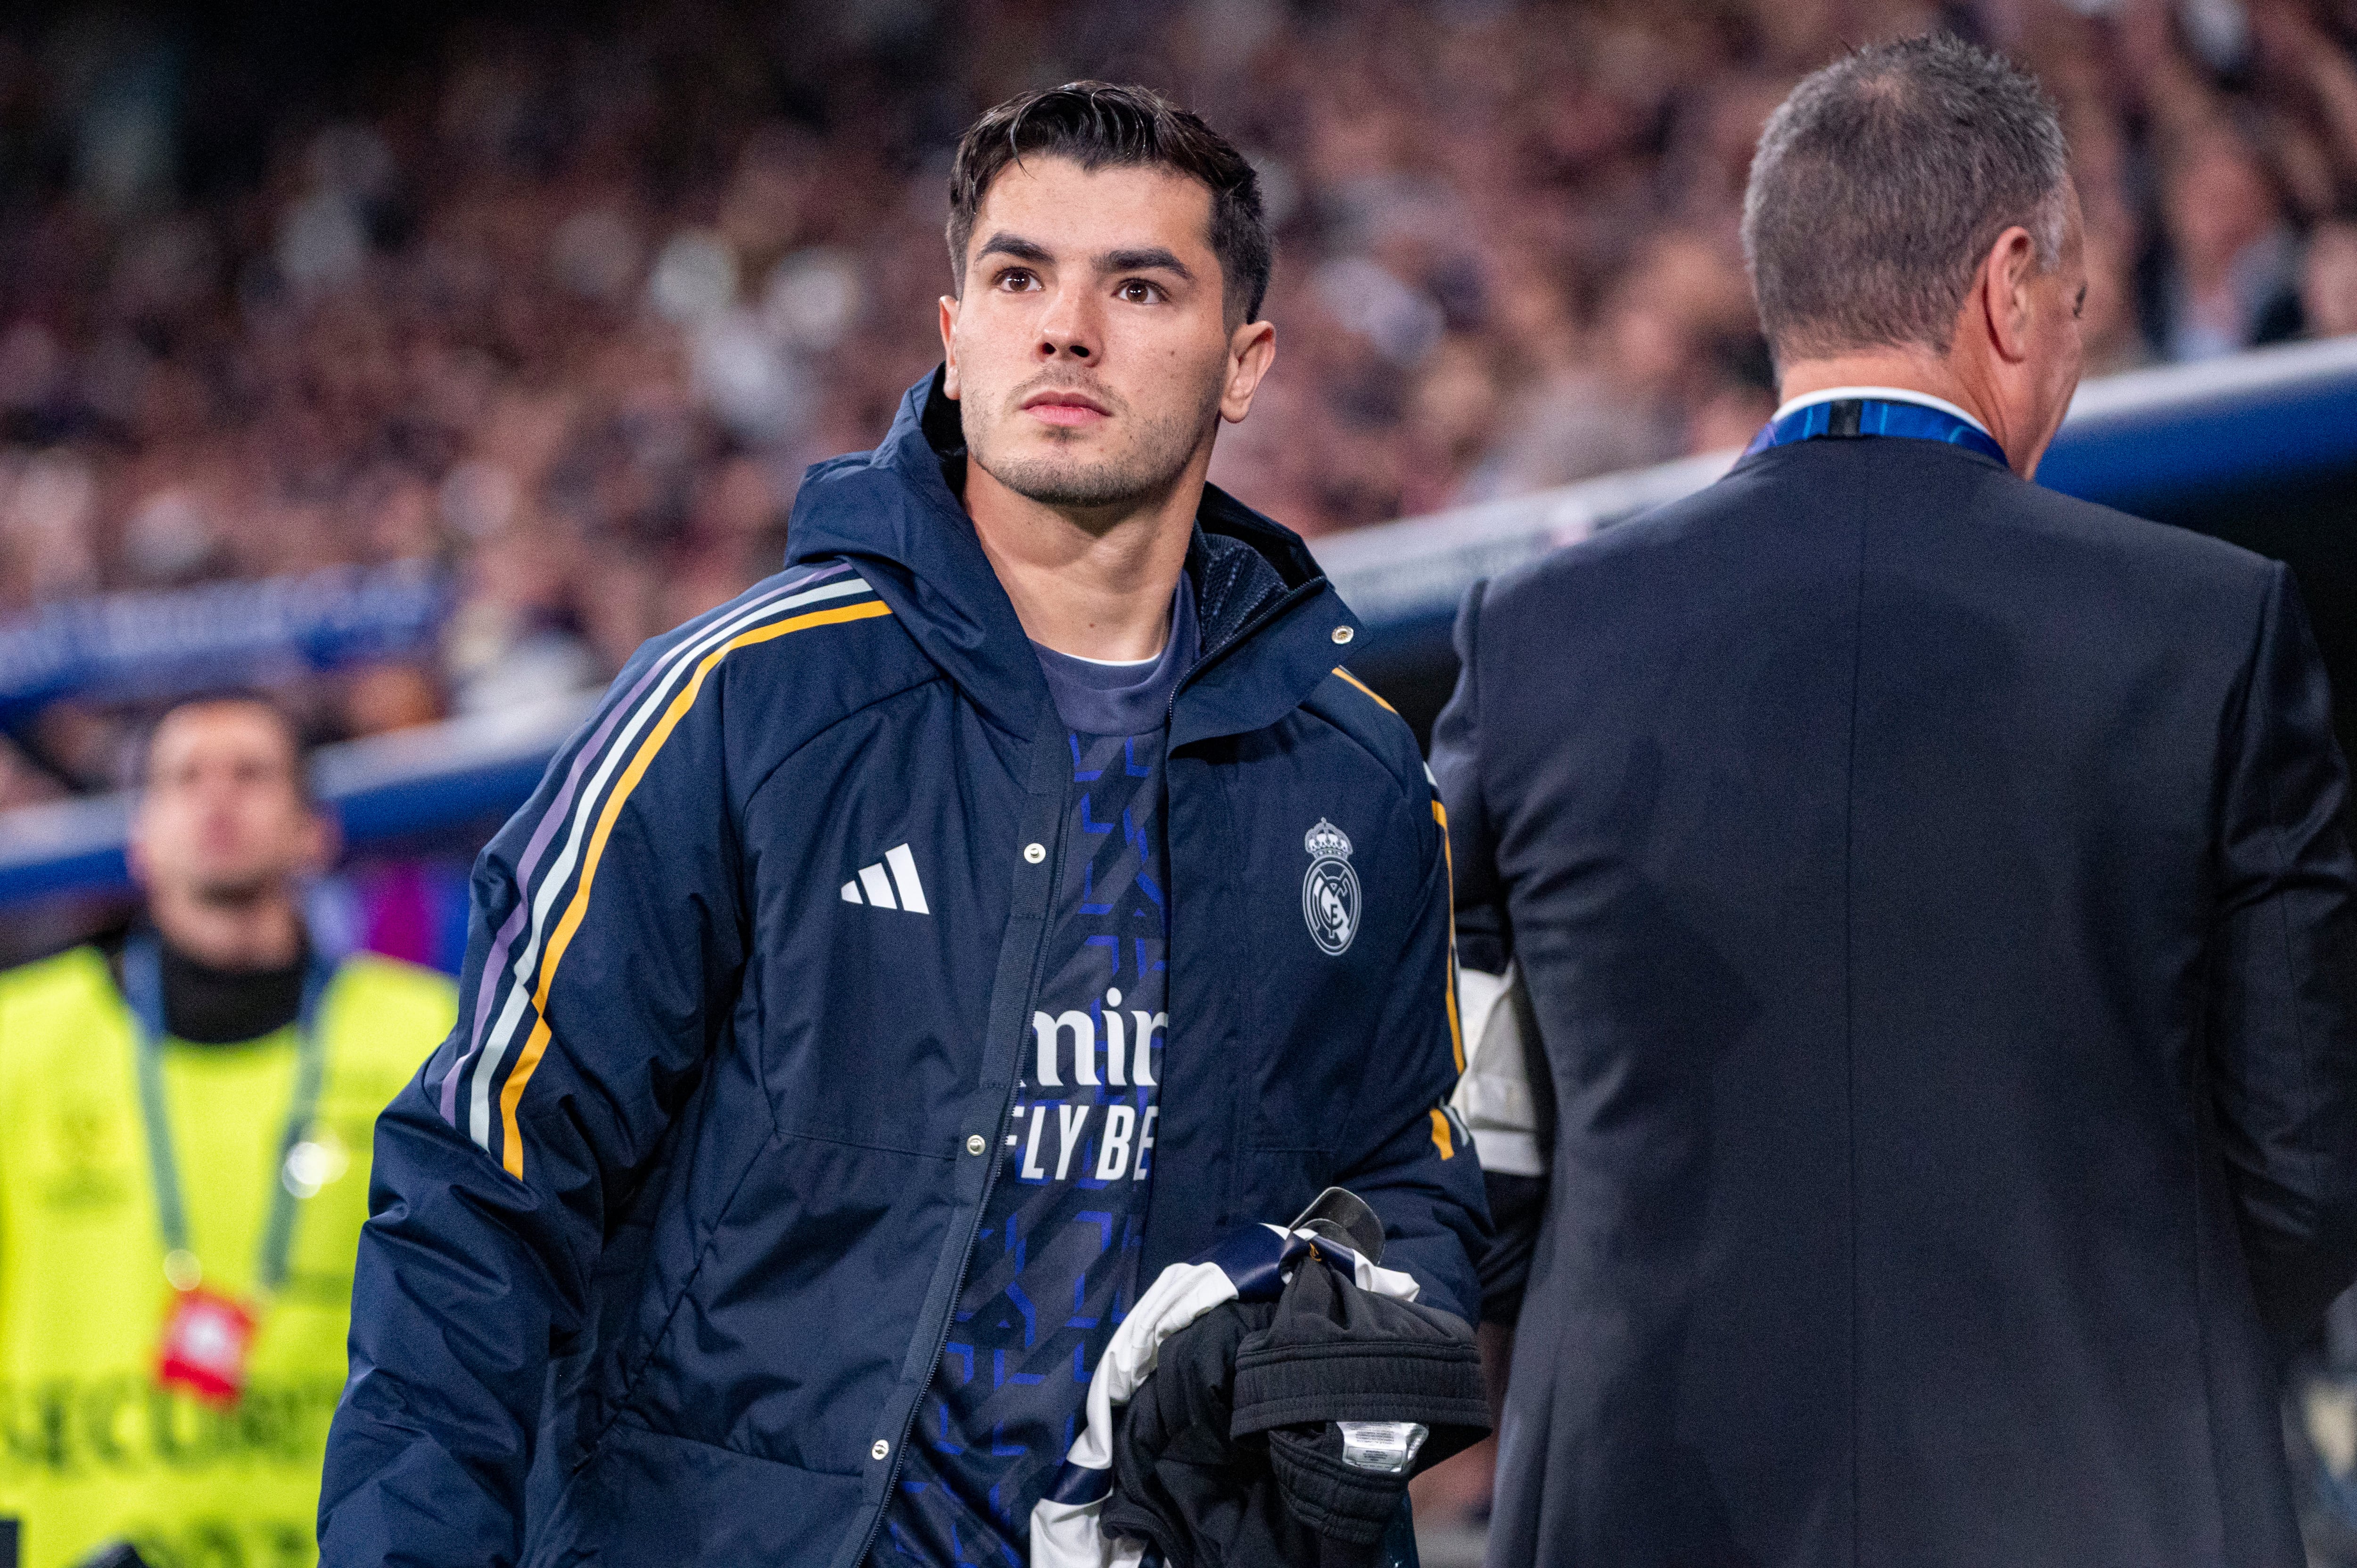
[2209,561,2357,1355]
[1429,577,1552,1325]
[1431,578,1508,978]
[319,627,750,1567]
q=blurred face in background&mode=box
[2166,134,2281,281]
[2305,222,2357,339]
[131,701,326,911]
[2075,222,2144,373]
[941,156,1271,515]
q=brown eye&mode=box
[1119,280,1159,304]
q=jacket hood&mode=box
[784,368,1357,742]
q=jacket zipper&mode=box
[847,776,1074,1568]
[851,577,1320,1564]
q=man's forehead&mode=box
[151,703,299,769]
[970,156,1215,257]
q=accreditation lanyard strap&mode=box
[1744,397,2009,468]
[121,936,333,1298]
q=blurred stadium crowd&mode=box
[2,0,2357,810]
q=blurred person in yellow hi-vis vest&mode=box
[0,695,454,1568]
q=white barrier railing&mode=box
[1311,334,2357,632]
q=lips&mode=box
[1021,388,1110,427]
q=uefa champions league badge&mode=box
[1302,819,1360,957]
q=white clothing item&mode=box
[1450,962,1545,1176]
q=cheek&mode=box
[952,351,1026,438]
[954,313,1032,385]
[1163,336,1233,404]
[949,324,993,387]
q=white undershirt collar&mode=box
[1046,647,1162,669]
[1772,385,1991,436]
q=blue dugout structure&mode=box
[5,335,2357,910]
[0,558,446,725]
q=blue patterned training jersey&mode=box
[880,590,1192,1567]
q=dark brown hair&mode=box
[143,689,315,803]
[947,82,1272,326]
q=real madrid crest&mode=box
[1302,818,1360,957]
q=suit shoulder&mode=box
[1997,479,2277,586]
[1477,447,2279,631]
[1469,469,1747,631]
[1947,469,2283,643]
[1307,667,1435,806]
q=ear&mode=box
[938,295,963,400]
[1982,225,2042,366]
[1218,319,1278,424]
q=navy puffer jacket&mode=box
[319,371,1484,1567]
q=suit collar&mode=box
[1772,385,1992,436]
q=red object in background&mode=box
[156,1287,256,1406]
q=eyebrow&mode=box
[972,232,1196,284]
[974,232,1053,267]
[1099,246,1194,282]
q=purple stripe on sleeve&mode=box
[434,561,851,1124]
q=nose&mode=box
[1035,284,1097,362]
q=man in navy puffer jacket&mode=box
[319,82,1483,1568]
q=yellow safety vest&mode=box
[0,944,454,1568]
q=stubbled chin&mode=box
[191,877,274,907]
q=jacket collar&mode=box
[784,369,1359,746]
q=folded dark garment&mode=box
[74,1545,152,1568]
[1103,1245,1489,1568]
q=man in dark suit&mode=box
[1434,33,2357,1568]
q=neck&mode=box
[965,452,1205,663]
[1777,343,2032,474]
[149,885,304,970]
[1777,346,1987,424]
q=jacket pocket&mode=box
[524,1420,868,1566]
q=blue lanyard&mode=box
[1745,397,2007,468]
[121,934,336,1297]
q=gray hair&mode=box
[1742,34,2069,363]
